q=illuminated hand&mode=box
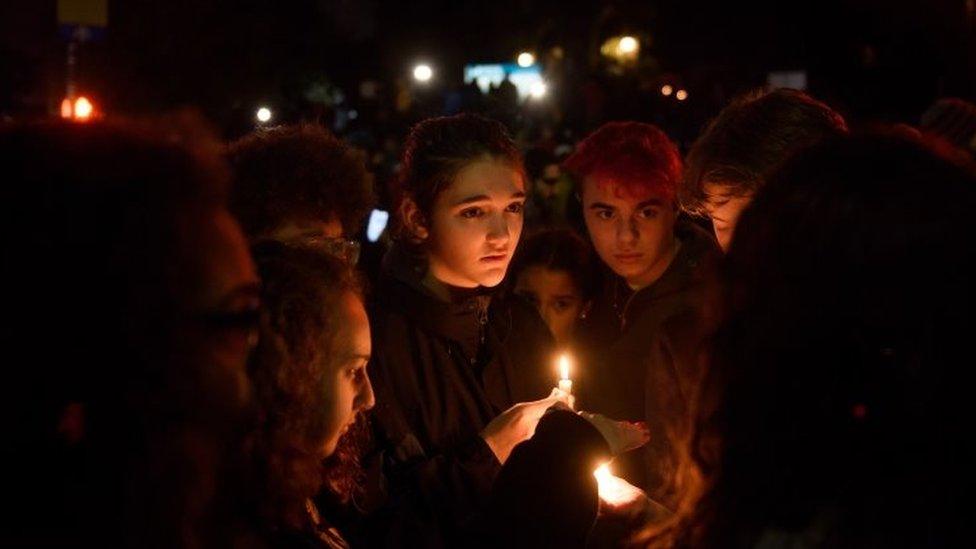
[480,391,565,464]
[578,411,649,455]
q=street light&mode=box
[529,81,548,99]
[618,36,639,55]
[517,51,536,67]
[256,107,272,123]
[676,89,688,101]
[413,64,433,83]
[661,85,673,96]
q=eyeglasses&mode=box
[291,235,362,264]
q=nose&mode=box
[486,212,511,247]
[615,214,639,247]
[357,373,376,412]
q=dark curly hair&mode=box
[647,131,976,547]
[229,123,375,239]
[394,113,525,242]
[562,121,682,202]
[681,88,847,215]
[246,242,367,532]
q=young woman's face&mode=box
[514,265,585,347]
[320,292,374,457]
[426,158,526,288]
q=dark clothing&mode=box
[475,408,610,548]
[642,310,710,509]
[575,218,720,494]
[366,246,556,546]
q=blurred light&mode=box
[256,107,272,123]
[661,85,673,96]
[529,81,548,99]
[676,89,688,101]
[593,462,642,506]
[73,97,93,121]
[413,64,433,83]
[348,109,358,120]
[517,51,536,67]
[618,36,639,55]
[60,98,73,119]
[366,209,390,242]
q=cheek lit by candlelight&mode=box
[593,462,642,506]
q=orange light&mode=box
[593,462,642,506]
[60,98,73,119]
[73,97,93,120]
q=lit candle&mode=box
[593,462,642,506]
[557,353,573,394]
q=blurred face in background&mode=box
[702,182,754,252]
[514,265,586,347]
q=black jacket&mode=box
[365,246,556,546]
[574,218,720,493]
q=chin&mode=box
[476,269,507,288]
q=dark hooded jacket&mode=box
[574,218,720,496]
[364,245,556,545]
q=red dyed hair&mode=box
[563,121,682,201]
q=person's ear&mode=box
[400,197,429,241]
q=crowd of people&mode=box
[3,88,975,548]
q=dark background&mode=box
[2,0,974,138]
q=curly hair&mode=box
[246,242,367,531]
[562,121,682,202]
[681,88,847,215]
[229,123,375,239]
[394,113,525,242]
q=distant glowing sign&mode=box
[464,63,545,102]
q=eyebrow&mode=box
[589,202,616,210]
[636,199,665,208]
[453,191,526,207]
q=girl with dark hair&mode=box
[244,242,375,548]
[365,113,574,544]
[644,131,976,548]
[509,228,597,348]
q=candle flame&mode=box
[593,462,642,506]
[558,354,570,380]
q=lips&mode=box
[614,253,643,263]
[480,253,508,263]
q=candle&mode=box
[593,462,642,506]
[557,353,573,394]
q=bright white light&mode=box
[256,107,272,123]
[517,52,536,68]
[661,85,673,96]
[593,463,643,506]
[73,97,93,120]
[413,64,433,82]
[618,36,639,54]
[676,89,688,101]
[529,81,548,99]
[366,209,390,243]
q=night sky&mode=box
[2,0,974,134]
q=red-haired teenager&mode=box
[563,122,721,504]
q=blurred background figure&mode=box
[2,118,260,548]
[509,228,596,348]
[648,131,976,548]
[681,88,847,252]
